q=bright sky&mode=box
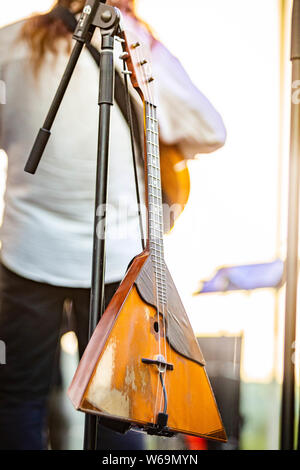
[0,1,289,391]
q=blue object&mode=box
[196,259,284,294]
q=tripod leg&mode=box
[24,41,84,174]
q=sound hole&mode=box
[153,321,159,333]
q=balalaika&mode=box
[68,24,226,441]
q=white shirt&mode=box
[0,15,226,287]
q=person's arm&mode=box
[151,41,226,159]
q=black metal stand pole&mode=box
[23,0,121,451]
[280,0,300,451]
[84,31,116,451]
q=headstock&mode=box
[121,28,156,106]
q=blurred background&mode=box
[0,0,298,450]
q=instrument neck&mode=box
[145,101,167,306]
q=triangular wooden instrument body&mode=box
[68,251,226,441]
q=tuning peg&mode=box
[131,42,140,49]
[148,77,155,83]
[115,36,125,43]
[119,52,129,60]
[140,59,148,66]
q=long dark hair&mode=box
[20,0,139,74]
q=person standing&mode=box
[0,0,226,449]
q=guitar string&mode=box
[148,103,162,420]
[149,104,167,417]
[134,44,161,420]
[148,103,169,414]
[134,44,165,419]
[148,82,169,416]
[136,45,169,416]
[146,71,169,391]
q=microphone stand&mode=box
[280,0,300,450]
[24,0,121,450]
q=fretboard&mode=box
[145,101,167,306]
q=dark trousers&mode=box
[0,263,145,450]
